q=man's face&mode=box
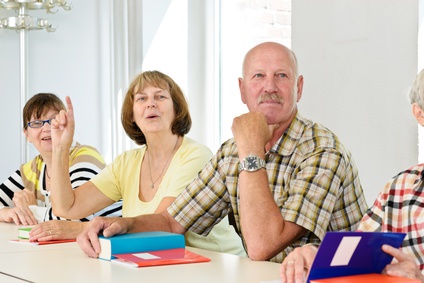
[238,43,303,127]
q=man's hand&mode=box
[280,244,318,283]
[382,244,424,282]
[77,217,131,258]
[231,112,272,157]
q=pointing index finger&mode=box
[65,96,74,118]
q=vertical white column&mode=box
[19,5,29,164]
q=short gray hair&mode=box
[409,69,424,108]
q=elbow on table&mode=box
[246,246,274,261]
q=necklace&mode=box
[146,137,179,189]
[45,167,51,185]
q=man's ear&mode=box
[238,77,247,105]
[412,103,424,126]
[296,75,304,102]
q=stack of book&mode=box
[98,231,210,267]
[18,226,33,239]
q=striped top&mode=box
[168,112,368,263]
[358,163,424,272]
[0,142,122,222]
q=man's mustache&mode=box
[257,93,284,104]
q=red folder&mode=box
[10,238,76,245]
[112,248,210,267]
[310,273,420,283]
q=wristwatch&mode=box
[238,154,266,172]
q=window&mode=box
[104,0,292,160]
[219,0,292,144]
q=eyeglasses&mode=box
[27,118,53,128]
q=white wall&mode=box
[0,1,104,179]
[292,0,419,204]
[0,0,421,207]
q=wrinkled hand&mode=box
[50,96,75,150]
[8,188,38,225]
[231,112,278,157]
[77,217,130,258]
[280,244,318,283]
[29,220,85,242]
[13,188,37,208]
[381,244,424,282]
[0,206,38,226]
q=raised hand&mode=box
[50,96,75,151]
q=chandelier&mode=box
[0,0,71,32]
[0,0,72,163]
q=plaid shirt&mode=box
[168,112,367,263]
[358,164,424,272]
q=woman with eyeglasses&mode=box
[0,93,122,239]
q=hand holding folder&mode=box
[306,231,413,283]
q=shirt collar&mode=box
[270,112,311,156]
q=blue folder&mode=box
[307,231,406,283]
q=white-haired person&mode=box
[280,69,424,283]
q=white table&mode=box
[0,272,30,283]
[0,222,282,283]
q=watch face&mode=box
[246,156,258,170]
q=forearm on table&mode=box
[128,212,186,235]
